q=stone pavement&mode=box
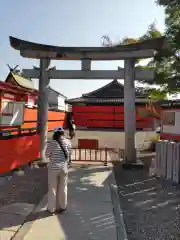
[0,165,118,240]
[23,165,117,240]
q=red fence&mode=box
[0,133,40,174]
[0,107,67,132]
[71,147,123,166]
[22,108,66,130]
[0,107,67,174]
[72,105,154,129]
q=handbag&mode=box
[58,141,68,160]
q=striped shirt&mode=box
[45,137,72,170]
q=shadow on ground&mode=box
[113,156,180,240]
[57,166,116,239]
[0,165,116,240]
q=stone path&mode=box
[22,165,117,240]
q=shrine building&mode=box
[66,79,155,130]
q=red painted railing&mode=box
[71,147,124,166]
[0,129,40,174]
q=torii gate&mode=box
[9,36,165,168]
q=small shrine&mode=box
[0,81,38,129]
[5,70,37,108]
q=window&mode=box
[1,101,14,116]
[161,111,175,126]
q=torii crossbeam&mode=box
[9,36,165,168]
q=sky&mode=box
[0,0,165,98]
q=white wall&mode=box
[48,88,66,111]
[48,93,66,111]
[57,96,66,111]
[70,130,156,150]
[163,110,180,134]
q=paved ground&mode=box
[113,157,180,240]
[0,167,48,239]
[23,165,117,240]
[0,165,117,240]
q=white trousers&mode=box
[48,168,68,212]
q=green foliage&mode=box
[139,22,163,41]
[114,23,168,99]
[105,2,180,98]
[152,3,180,94]
[117,22,162,45]
[136,86,168,100]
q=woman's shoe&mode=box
[47,209,56,215]
[56,208,66,214]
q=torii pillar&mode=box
[38,59,50,162]
[123,59,138,167]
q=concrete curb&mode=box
[108,167,128,240]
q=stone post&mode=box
[38,58,50,162]
[124,59,136,164]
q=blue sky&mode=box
[0,0,165,98]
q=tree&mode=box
[103,3,180,99]
[112,22,167,100]
[152,3,180,94]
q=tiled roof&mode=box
[11,72,35,90]
[82,80,125,98]
[81,80,147,99]
[66,97,153,105]
[67,79,149,104]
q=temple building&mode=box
[4,70,67,129]
[5,70,67,111]
[66,79,155,130]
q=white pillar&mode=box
[38,58,50,162]
[124,59,136,163]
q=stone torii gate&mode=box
[9,36,164,167]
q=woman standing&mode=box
[45,127,71,213]
[69,119,76,139]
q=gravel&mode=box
[113,158,180,240]
[0,167,47,208]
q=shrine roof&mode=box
[66,97,152,105]
[67,80,148,104]
[6,71,36,90]
[0,81,38,96]
[82,79,147,98]
[9,36,165,60]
